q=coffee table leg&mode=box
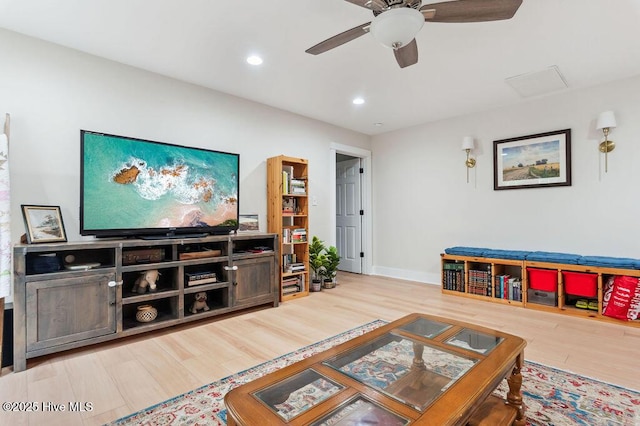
[506,352,525,426]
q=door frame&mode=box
[329,143,372,275]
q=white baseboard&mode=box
[370,266,440,287]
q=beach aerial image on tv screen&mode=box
[83,133,238,231]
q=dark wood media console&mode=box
[12,232,279,372]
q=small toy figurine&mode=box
[132,269,160,293]
[190,292,210,314]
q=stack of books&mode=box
[285,262,305,273]
[291,228,307,243]
[185,271,217,286]
[282,275,303,294]
[289,179,306,195]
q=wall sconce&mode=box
[461,136,476,183]
[596,111,616,173]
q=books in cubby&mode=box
[282,198,297,214]
[442,261,465,292]
[282,228,306,244]
[469,265,492,297]
[494,275,522,301]
[291,228,307,243]
[283,275,303,294]
[290,179,306,195]
[282,166,306,195]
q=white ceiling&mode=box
[2,0,640,135]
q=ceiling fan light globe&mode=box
[370,7,424,49]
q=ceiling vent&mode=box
[505,66,568,98]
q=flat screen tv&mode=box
[80,130,239,238]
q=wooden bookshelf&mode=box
[267,155,310,301]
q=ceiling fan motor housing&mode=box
[372,0,422,16]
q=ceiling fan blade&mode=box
[420,0,523,23]
[343,0,387,12]
[394,39,418,68]
[306,22,371,55]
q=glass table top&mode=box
[445,328,504,354]
[398,317,452,339]
[323,332,479,411]
[310,394,410,426]
[252,369,344,421]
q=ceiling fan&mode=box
[306,0,523,68]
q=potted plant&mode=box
[309,236,326,292]
[321,245,341,289]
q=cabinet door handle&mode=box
[108,280,124,287]
[224,266,239,271]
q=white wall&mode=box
[371,75,640,284]
[0,29,370,249]
[4,28,640,296]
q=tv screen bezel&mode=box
[80,130,240,238]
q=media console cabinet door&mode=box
[233,257,275,306]
[25,273,117,351]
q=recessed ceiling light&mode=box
[352,97,365,105]
[246,55,263,66]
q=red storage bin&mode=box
[528,268,557,292]
[562,271,597,298]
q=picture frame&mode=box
[493,129,571,190]
[238,214,259,232]
[21,205,67,243]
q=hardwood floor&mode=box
[1,272,639,425]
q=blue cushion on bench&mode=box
[577,256,639,269]
[444,246,489,257]
[483,249,530,260]
[525,251,582,264]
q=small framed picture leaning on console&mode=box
[20,204,67,244]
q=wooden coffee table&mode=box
[225,313,526,425]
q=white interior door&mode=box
[336,157,362,273]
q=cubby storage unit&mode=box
[267,155,310,302]
[441,253,640,328]
[13,233,279,372]
[442,255,524,306]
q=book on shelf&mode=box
[186,271,217,281]
[248,246,273,253]
[291,228,307,242]
[186,271,218,286]
[187,277,218,286]
[442,261,464,292]
[283,285,301,294]
[283,253,298,270]
[289,179,306,194]
[285,262,305,273]
[282,274,303,294]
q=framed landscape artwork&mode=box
[493,129,571,190]
[21,204,67,243]
[238,214,259,232]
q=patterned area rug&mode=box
[108,320,640,426]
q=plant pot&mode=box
[323,278,336,289]
[311,279,322,292]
